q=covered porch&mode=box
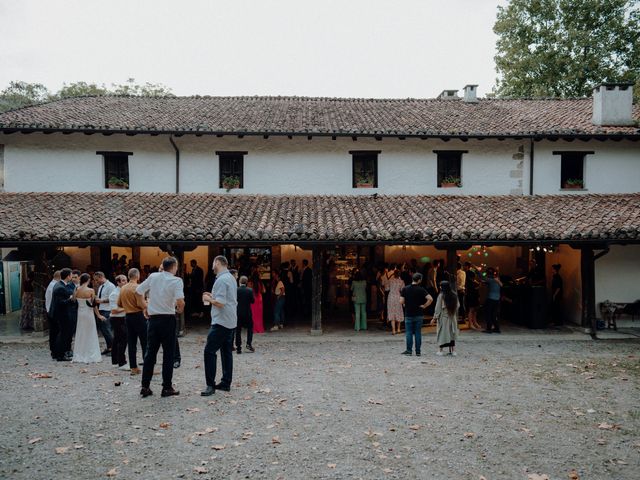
[0,192,638,338]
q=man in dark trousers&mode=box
[201,255,237,396]
[50,268,75,361]
[136,256,185,398]
[189,259,205,318]
[235,275,255,354]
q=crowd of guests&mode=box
[337,258,509,355]
[42,255,259,398]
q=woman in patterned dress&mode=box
[387,269,405,335]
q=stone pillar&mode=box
[310,245,323,335]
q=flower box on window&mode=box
[563,178,584,189]
[107,177,129,190]
[440,176,461,188]
[355,173,375,188]
[222,175,241,192]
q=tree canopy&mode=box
[0,78,173,113]
[493,0,640,99]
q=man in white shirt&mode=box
[45,270,61,358]
[94,272,115,355]
[109,275,128,369]
[136,257,185,398]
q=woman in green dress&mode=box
[351,271,368,331]
[430,280,459,356]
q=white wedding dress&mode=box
[72,298,102,363]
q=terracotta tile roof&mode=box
[0,192,638,244]
[0,95,638,137]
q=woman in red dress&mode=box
[249,273,265,334]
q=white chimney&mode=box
[463,84,479,103]
[437,89,459,100]
[592,82,634,126]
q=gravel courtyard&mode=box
[1,329,639,480]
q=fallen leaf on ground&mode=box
[367,398,384,405]
[527,475,549,480]
[106,468,118,477]
[186,407,200,413]
[55,446,70,454]
[568,469,580,479]
[271,436,281,444]
[598,422,621,431]
[327,463,336,469]
[28,437,42,444]
[211,444,226,450]
[464,432,475,438]
[409,425,421,431]
[159,422,170,429]
[193,466,208,474]
[29,373,52,379]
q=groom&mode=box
[50,268,75,361]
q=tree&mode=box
[0,81,50,112]
[0,78,174,113]
[493,0,640,99]
[56,81,109,98]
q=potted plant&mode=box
[440,176,461,188]
[355,172,374,188]
[107,177,129,190]
[563,178,584,189]
[221,175,241,192]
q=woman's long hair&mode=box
[440,281,458,316]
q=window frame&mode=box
[553,151,593,190]
[434,150,467,188]
[216,151,247,189]
[350,150,380,189]
[97,151,132,190]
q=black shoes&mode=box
[236,348,242,354]
[140,387,153,398]
[214,383,231,392]
[246,345,255,353]
[401,350,412,356]
[416,352,422,356]
[201,386,215,396]
[161,387,180,397]
[483,330,493,334]
[56,357,71,362]
[101,348,111,355]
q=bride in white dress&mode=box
[73,274,102,364]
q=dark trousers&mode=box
[54,315,73,360]
[126,312,147,369]
[111,316,128,366]
[204,324,234,388]
[485,299,500,332]
[457,290,466,319]
[48,313,59,356]
[96,311,113,349]
[141,315,176,389]
[235,319,254,349]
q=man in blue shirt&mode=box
[482,267,503,334]
[201,255,238,396]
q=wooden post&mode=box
[310,245,323,335]
[446,247,458,288]
[580,247,597,338]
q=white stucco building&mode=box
[0,82,638,332]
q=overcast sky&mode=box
[0,0,507,99]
